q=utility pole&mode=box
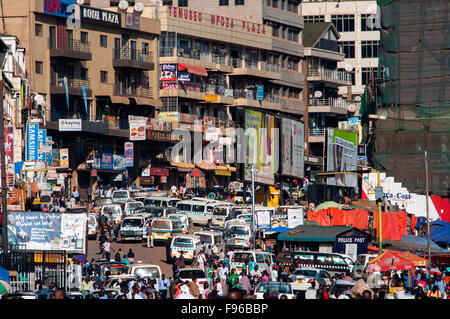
[424,127,431,271]
[0,78,7,252]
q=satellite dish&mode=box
[344,63,354,72]
[314,91,323,98]
[76,0,84,5]
[118,0,129,10]
[354,96,362,102]
[34,94,45,105]
[134,2,144,12]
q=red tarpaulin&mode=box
[310,208,368,230]
[373,211,409,241]
[367,250,415,272]
[307,210,331,226]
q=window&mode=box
[81,67,88,80]
[271,23,280,38]
[100,71,108,83]
[81,32,88,44]
[35,24,43,37]
[272,0,278,8]
[219,0,229,5]
[339,41,355,59]
[100,35,107,47]
[35,61,43,74]
[235,0,244,5]
[286,57,299,71]
[162,0,172,5]
[303,15,325,23]
[287,27,299,42]
[362,67,378,85]
[287,0,298,13]
[331,14,355,32]
[361,14,380,32]
[178,0,188,6]
[142,42,149,54]
[361,40,379,58]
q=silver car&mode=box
[289,268,332,292]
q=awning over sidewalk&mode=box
[178,63,208,77]
[170,161,195,169]
[196,160,216,171]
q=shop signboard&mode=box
[26,123,39,161]
[150,168,169,176]
[256,210,271,229]
[161,64,177,82]
[125,142,134,167]
[112,155,126,172]
[80,6,121,26]
[60,148,69,168]
[157,112,180,122]
[205,94,218,102]
[43,0,75,18]
[129,120,146,141]
[257,85,264,101]
[177,73,191,82]
[281,118,304,178]
[59,119,82,131]
[147,130,175,142]
[215,169,231,176]
[326,128,358,188]
[125,11,140,30]
[7,211,87,253]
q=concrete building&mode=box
[301,0,380,103]
[0,0,161,198]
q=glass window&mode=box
[219,0,229,5]
[331,14,355,32]
[255,254,265,263]
[231,252,252,263]
[235,0,244,5]
[134,267,160,279]
[142,42,149,54]
[178,270,206,279]
[198,234,213,244]
[122,218,143,227]
[173,237,194,247]
[81,31,88,44]
[81,67,88,80]
[100,71,108,83]
[361,14,380,32]
[293,269,317,277]
[332,256,347,265]
[362,67,378,85]
[304,15,325,23]
[339,41,355,59]
[151,220,171,229]
[193,205,205,212]
[35,61,43,74]
[35,24,43,37]
[163,0,172,5]
[287,0,298,13]
[100,35,107,47]
[178,0,188,6]
[361,40,379,58]
[177,204,192,211]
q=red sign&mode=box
[150,168,169,176]
[91,169,97,177]
[168,6,266,35]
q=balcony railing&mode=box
[48,37,92,53]
[264,94,281,104]
[161,81,205,93]
[51,76,91,89]
[233,89,255,100]
[113,48,154,64]
[232,59,281,73]
[51,111,90,122]
[205,84,234,97]
[309,97,351,109]
[114,83,153,98]
[200,53,232,66]
[308,67,352,83]
[309,128,325,136]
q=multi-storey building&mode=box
[1,0,160,199]
[302,0,380,104]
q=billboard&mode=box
[326,129,358,187]
[125,142,134,167]
[26,123,39,161]
[43,0,75,18]
[244,109,276,185]
[59,119,82,131]
[161,64,177,81]
[281,118,304,178]
[60,148,69,168]
[7,211,87,253]
[92,153,126,172]
[129,120,146,141]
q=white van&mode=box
[127,264,161,280]
[144,197,180,208]
[230,250,275,273]
[193,231,223,249]
[112,190,131,202]
[167,235,202,263]
[151,218,180,244]
[176,200,221,226]
[101,204,123,224]
[87,213,98,240]
[167,213,192,234]
[212,205,233,227]
[124,201,144,215]
[354,253,378,279]
[224,221,253,249]
[118,216,149,242]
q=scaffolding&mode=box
[372,0,450,195]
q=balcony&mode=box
[49,37,92,61]
[160,82,206,100]
[114,83,153,99]
[307,67,351,86]
[230,59,281,80]
[203,84,234,104]
[160,47,233,72]
[113,48,155,70]
[233,89,281,110]
[50,76,92,97]
[281,97,306,114]
[308,97,351,115]
[308,128,326,143]
[48,111,109,134]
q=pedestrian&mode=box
[427,285,442,299]
[271,265,278,281]
[317,284,329,299]
[158,274,171,299]
[434,275,446,298]
[127,249,135,263]
[121,255,131,265]
[188,277,200,299]
[203,282,212,299]
[218,263,229,295]
[176,284,195,299]
[239,272,251,295]
[146,222,153,248]
[305,280,317,299]
[361,290,373,299]
[102,240,114,261]
[214,277,223,297]
[51,288,66,299]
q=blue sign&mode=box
[26,124,39,161]
[257,85,264,101]
[92,153,126,172]
[43,0,75,18]
[38,129,47,162]
[46,136,53,165]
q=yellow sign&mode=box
[157,112,180,122]
[205,94,219,102]
[215,169,231,176]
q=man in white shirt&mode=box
[271,266,278,281]
[305,281,317,299]
[171,185,178,196]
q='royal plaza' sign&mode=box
[80,6,121,26]
[167,6,266,35]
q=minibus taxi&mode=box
[167,235,202,263]
[230,250,275,273]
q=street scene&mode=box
[0,0,449,301]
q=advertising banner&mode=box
[92,153,126,172]
[287,207,304,228]
[281,118,304,178]
[157,112,180,122]
[37,129,47,162]
[326,128,358,187]
[125,142,134,167]
[26,123,39,161]
[43,0,75,18]
[129,120,146,141]
[177,73,191,82]
[59,119,82,131]
[161,64,177,81]
[5,126,14,185]
[81,6,121,27]
[113,155,126,172]
[244,109,275,185]
[60,148,69,168]
[7,211,86,253]
[256,210,271,229]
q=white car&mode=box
[328,279,357,299]
[253,282,296,299]
[173,268,208,295]
[288,268,332,292]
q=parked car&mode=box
[288,268,333,292]
[253,282,296,299]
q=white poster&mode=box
[256,210,271,229]
[287,207,304,228]
[129,120,146,141]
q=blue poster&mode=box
[46,137,53,165]
[38,129,47,162]
[257,85,264,102]
[26,123,39,161]
[113,155,126,172]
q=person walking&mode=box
[102,240,114,261]
[146,222,153,248]
[158,274,171,299]
[305,280,317,299]
[188,277,200,299]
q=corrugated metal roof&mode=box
[277,225,354,242]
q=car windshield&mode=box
[197,234,213,244]
[173,238,194,247]
[134,267,160,278]
[169,200,179,207]
[293,269,317,277]
[214,208,228,216]
[103,205,121,213]
[232,252,252,263]
[231,226,249,235]
[177,204,192,211]
[152,220,171,229]
[169,215,187,224]
[127,202,143,210]
[113,191,129,199]
[256,282,291,294]
[102,264,127,276]
[122,219,143,227]
[178,270,206,279]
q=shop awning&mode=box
[178,63,208,77]
[215,165,229,171]
[227,165,237,172]
[196,160,216,171]
[170,161,195,169]
[367,250,415,272]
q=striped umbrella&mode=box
[0,280,11,295]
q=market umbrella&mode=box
[367,249,415,272]
[314,201,343,212]
[392,251,428,267]
[0,280,10,295]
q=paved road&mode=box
[86,226,202,278]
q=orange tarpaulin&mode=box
[311,208,368,230]
[307,210,331,226]
[373,211,409,241]
[367,249,415,272]
[392,251,428,267]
